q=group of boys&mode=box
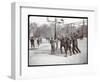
[50,33,81,57]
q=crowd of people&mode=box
[29,32,81,57]
[30,37,42,48]
[50,33,81,57]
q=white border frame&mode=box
[11,2,96,80]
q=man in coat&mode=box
[72,33,81,54]
[50,37,56,54]
[30,36,35,48]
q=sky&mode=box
[29,16,87,27]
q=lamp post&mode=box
[54,18,57,40]
[47,17,64,40]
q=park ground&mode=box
[29,38,88,66]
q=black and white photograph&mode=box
[28,15,88,66]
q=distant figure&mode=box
[30,37,35,48]
[40,37,42,43]
[50,37,56,54]
[72,33,81,54]
[64,37,72,57]
[46,37,50,42]
[37,38,40,47]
